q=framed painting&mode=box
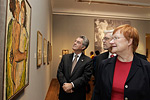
[43,38,47,65]
[49,42,52,62]
[37,31,42,67]
[47,41,52,65]
[47,41,50,65]
[94,19,130,53]
[62,50,69,55]
[3,0,31,100]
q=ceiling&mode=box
[52,0,150,20]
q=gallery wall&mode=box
[52,14,150,78]
[0,0,52,100]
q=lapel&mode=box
[70,53,85,76]
[101,56,117,94]
[106,56,117,86]
[104,51,109,59]
[68,53,74,76]
[126,55,140,83]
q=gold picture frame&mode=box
[62,50,69,55]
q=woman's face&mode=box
[110,29,129,54]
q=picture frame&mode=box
[43,38,47,65]
[3,0,31,100]
[37,31,43,67]
[49,42,52,62]
[47,41,52,65]
[62,50,69,55]
[47,41,50,65]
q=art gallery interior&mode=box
[0,0,150,100]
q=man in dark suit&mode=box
[57,35,93,100]
[94,30,114,84]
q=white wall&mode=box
[15,0,53,100]
[52,14,150,78]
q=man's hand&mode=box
[62,83,74,93]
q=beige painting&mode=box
[43,38,47,65]
[37,31,42,67]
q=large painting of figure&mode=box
[3,0,31,100]
[94,19,130,53]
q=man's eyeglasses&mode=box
[102,37,111,41]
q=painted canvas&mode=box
[43,38,47,65]
[47,41,52,65]
[62,50,69,55]
[37,31,42,67]
[3,0,31,100]
[94,19,130,53]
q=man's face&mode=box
[72,37,85,52]
[102,33,112,50]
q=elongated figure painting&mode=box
[3,0,31,100]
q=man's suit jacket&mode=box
[95,51,109,70]
[57,53,93,100]
[93,54,150,100]
[96,51,109,71]
[94,51,109,83]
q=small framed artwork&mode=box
[37,31,42,67]
[43,38,47,65]
[62,50,69,55]
[47,41,52,64]
[3,0,31,100]
[47,41,50,65]
[49,42,52,62]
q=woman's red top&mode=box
[111,59,132,100]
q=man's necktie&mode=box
[110,54,114,58]
[71,55,78,74]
